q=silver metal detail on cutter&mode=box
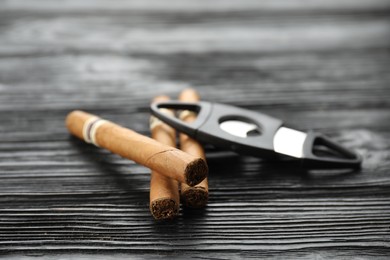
[273,127,307,158]
[219,120,258,138]
[150,101,362,169]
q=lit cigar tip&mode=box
[181,187,208,208]
[150,198,179,220]
[185,158,208,187]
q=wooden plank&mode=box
[0,0,389,258]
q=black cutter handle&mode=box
[150,101,362,169]
[151,101,283,157]
[150,101,212,138]
[302,132,362,169]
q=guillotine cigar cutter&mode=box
[150,101,362,169]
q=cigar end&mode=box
[65,110,92,140]
[179,88,200,101]
[185,158,208,187]
[181,186,209,208]
[150,198,179,220]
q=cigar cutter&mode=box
[150,101,362,169]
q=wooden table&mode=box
[1,0,389,258]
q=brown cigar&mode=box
[178,88,209,208]
[149,95,180,220]
[65,110,208,187]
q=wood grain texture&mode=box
[0,0,389,258]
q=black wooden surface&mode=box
[1,0,390,258]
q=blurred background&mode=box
[1,0,389,114]
[0,0,390,258]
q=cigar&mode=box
[65,110,208,187]
[178,88,209,208]
[149,95,180,220]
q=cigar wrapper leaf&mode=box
[149,95,180,220]
[65,110,208,187]
[179,88,209,208]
